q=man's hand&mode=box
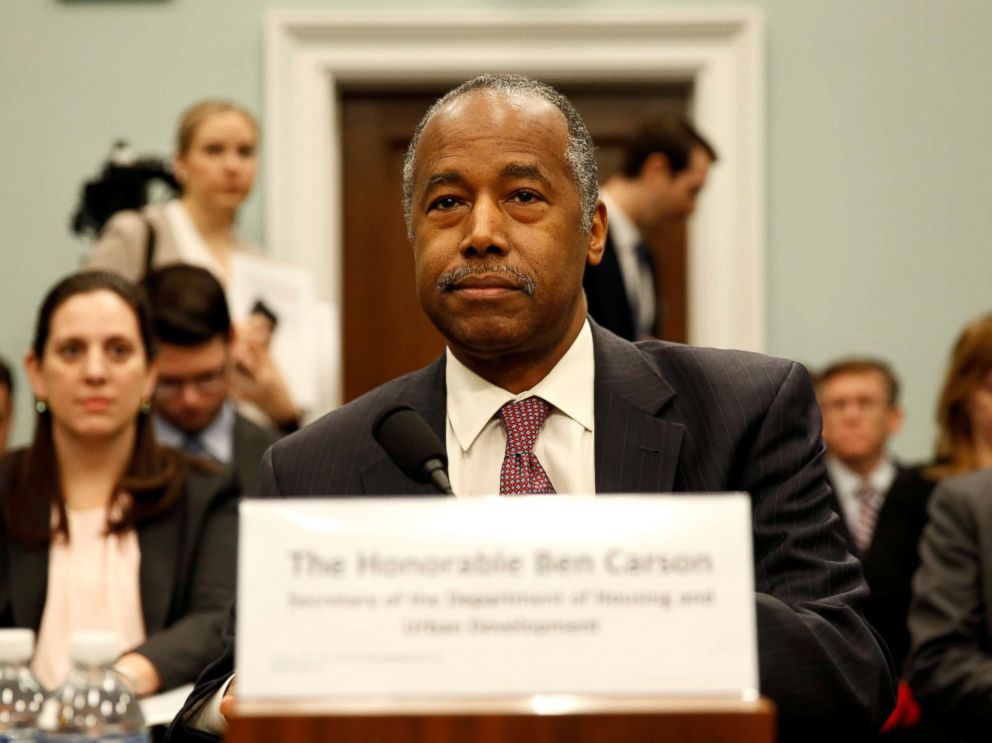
[219,677,238,720]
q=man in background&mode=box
[0,356,13,454]
[817,357,905,555]
[817,357,928,676]
[583,117,716,340]
[143,265,278,495]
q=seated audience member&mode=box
[169,73,895,743]
[0,356,13,454]
[905,314,992,741]
[85,99,300,434]
[142,265,279,496]
[817,359,917,663]
[0,271,237,694]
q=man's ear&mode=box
[886,405,905,437]
[585,199,608,267]
[640,151,672,180]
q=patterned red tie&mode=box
[498,397,557,495]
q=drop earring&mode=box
[35,399,48,414]
[140,397,152,415]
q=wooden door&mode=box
[340,82,691,402]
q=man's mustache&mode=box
[436,263,536,297]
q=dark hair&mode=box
[0,356,12,396]
[4,271,190,548]
[620,116,718,178]
[142,265,232,346]
[929,313,992,479]
[816,357,901,406]
[402,73,599,236]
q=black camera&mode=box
[71,140,180,237]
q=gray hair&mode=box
[401,74,599,238]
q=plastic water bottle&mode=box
[0,629,45,741]
[37,631,148,743]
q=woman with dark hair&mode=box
[0,271,237,695]
[904,314,992,741]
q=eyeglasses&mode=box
[155,368,228,398]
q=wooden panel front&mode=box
[227,702,775,743]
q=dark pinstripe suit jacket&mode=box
[168,323,895,742]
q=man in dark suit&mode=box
[815,357,925,670]
[583,117,716,340]
[143,265,278,496]
[168,74,894,742]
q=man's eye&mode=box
[428,196,460,212]
[511,190,541,204]
[238,145,255,158]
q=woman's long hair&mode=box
[928,313,992,479]
[4,271,190,548]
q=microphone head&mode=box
[372,406,448,485]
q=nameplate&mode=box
[238,496,757,699]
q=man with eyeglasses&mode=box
[816,357,928,676]
[143,265,278,496]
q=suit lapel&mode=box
[360,357,451,496]
[7,539,48,629]
[137,498,182,632]
[591,323,684,494]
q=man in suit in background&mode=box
[143,265,277,496]
[169,74,894,742]
[817,357,905,555]
[0,356,13,454]
[583,117,716,340]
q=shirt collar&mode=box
[825,453,897,496]
[445,320,595,453]
[152,400,236,464]
[600,190,641,257]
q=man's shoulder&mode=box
[269,359,444,464]
[612,330,800,392]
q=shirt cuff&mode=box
[187,673,236,735]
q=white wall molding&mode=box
[265,8,766,404]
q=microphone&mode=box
[372,406,454,495]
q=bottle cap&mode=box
[69,631,119,666]
[0,628,34,662]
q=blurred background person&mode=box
[816,357,938,739]
[818,357,905,555]
[0,356,13,454]
[0,271,237,695]
[142,264,278,496]
[84,99,301,434]
[583,116,716,341]
[905,309,992,739]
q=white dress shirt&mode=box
[445,320,596,496]
[824,454,896,538]
[600,191,656,339]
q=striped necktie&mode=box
[853,481,880,553]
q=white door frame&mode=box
[265,8,766,406]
